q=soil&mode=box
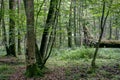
[9,64,120,80]
[1,57,120,80]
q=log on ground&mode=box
[99,40,120,48]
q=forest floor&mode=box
[0,48,120,80]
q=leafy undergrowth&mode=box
[0,48,120,80]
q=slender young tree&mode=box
[91,0,112,68]
[17,0,21,55]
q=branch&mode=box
[35,0,46,26]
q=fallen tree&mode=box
[99,40,120,48]
[83,26,120,48]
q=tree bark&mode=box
[0,0,9,54]
[23,0,41,77]
[67,0,73,48]
[115,27,119,40]
[8,0,16,56]
[99,40,120,48]
[38,0,59,67]
[108,16,112,40]
[73,0,77,46]
[17,0,21,55]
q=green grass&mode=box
[98,48,120,59]
[0,55,25,80]
[0,65,9,73]
[51,47,120,60]
[49,48,120,80]
[48,47,120,70]
[0,64,14,80]
[51,47,94,60]
[0,63,25,80]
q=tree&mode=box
[91,0,112,68]
[17,0,21,55]
[67,0,73,48]
[23,0,41,77]
[36,0,61,68]
[7,0,16,56]
[73,0,77,46]
[108,15,112,40]
[1,0,8,54]
[0,0,2,22]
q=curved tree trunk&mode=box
[91,0,112,68]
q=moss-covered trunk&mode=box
[25,64,43,77]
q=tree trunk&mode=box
[109,16,112,40]
[1,0,9,54]
[67,0,73,48]
[23,0,41,77]
[91,0,112,68]
[115,27,119,40]
[8,0,16,56]
[73,0,77,46]
[99,40,120,48]
[38,0,59,67]
[17,0,21,55]
[59,15,62,47]
[0,0,2,22]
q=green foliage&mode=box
[113,75,120,80]
[52,48,120,61]
[0,47,6,56]
[98,48,120,59]
[65,68,71,76]
[52,47,94,60]
[0,65,9,73]
[0,65,14,80]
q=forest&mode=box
[0,0,120,80]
